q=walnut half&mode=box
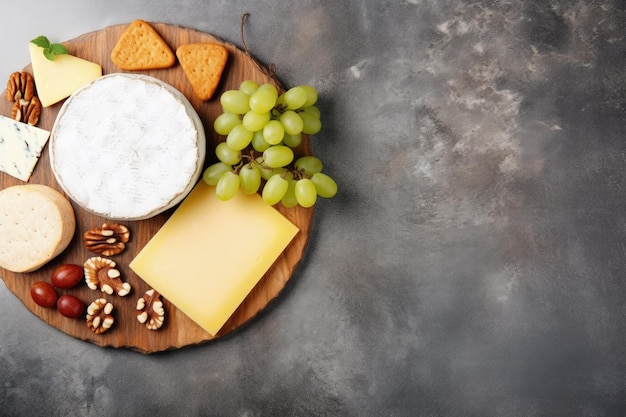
[83,223,130,256]
[84,256,131,296]
[86,298,114,334]
[7,72,35,103]
[6,72,41,126]
[136,289,165,330]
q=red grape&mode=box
[51,264,84,289]
[57,295,84,319]
[30,281,58,308]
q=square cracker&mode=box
[111,20,175,70]
[176,43,229,101]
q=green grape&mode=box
[299,85,318,107]
[239,163,262,194]
[215,142,242,165]
[276,92,286,106]
[300,112,322,135]
[254,157,276,180]
[203,162,232,186]
[294,155,323,175]
[311,172,337,198]
[257,83,278,97]
[281,179,299,208]
[242,110,271,132]
[250,91,277,113]
[239,80,259,96]
[283,170,295,181]
[216,171,240,201]
[279,110,304,135]
[251,130,271,152]
[213,112,242,136]
[283,86,308,110]
[300,105,321,119]
[249,84,278,113]
[254,159,292,181]
[295,178,317,207]
[220,90,251,114]
[226,124,253,151]
[263,145,294,168]
[262,174,289,205]
[282,133,302,148]
[255,159,287,180]
[262,120,285,145]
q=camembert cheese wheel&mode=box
[50,73,206,221]
[0,185,76,273]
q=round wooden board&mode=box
[0,23,313,353]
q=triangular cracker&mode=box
[111,20,175,70]
[176,43,229,101]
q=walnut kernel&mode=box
[6,72,41,125]
[83,223,130,256]
[136,289,165,330]
[7,72,34,102]
[86,298,114,334]
[84,256,131,296]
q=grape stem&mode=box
[240,12,277,82]
[240,148,307,180]
[232,161,244,174]
[233,152,257,174]
[272,104,287,115]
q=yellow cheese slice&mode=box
[28,43,102,107]
[129,182,299,336]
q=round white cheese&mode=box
[50,73,206,221]
[0,185,76,273]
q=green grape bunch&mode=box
[203,80,337,208]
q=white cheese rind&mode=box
[50,73,206,221]
[0,115,50,182]
[0,185,76,273]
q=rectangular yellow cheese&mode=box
[29,43,102,107]
[129,181,299,336]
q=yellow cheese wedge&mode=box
[28,43,102,107]
[129,182,299,336]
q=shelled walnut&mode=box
[11,96,41,126]
[136,289,165,330]
[84,256,131,296]
[6,72,34,102]
[83,223,130,256]
[86,298,114,334]
[6,71,41,125]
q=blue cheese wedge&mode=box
[49,73,206,221]
[0,115,50,182]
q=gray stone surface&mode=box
[1,1,625,416]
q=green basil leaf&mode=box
[31,36,69,61]
[50,43,69,56]
[43,49,56,61]
[31,36,52,49]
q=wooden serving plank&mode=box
[0,23,313,353]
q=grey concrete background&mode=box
[1,1,625,416]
